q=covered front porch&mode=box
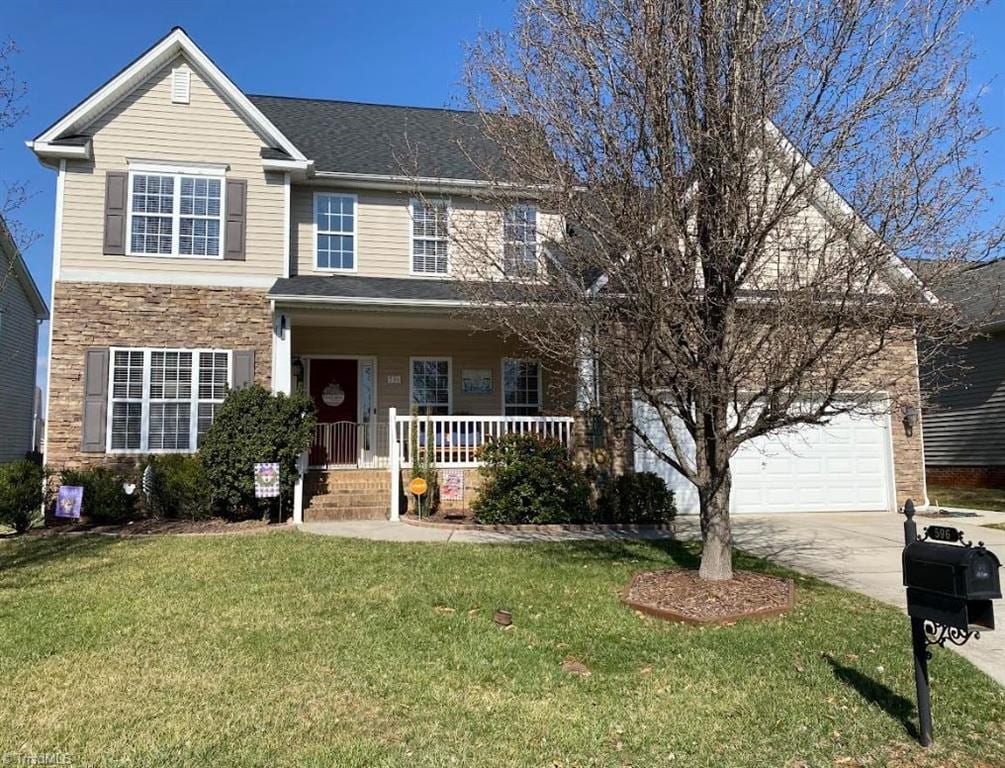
[269,283,585,522]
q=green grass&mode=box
[928,483,1005,513]
[1,532,1003,768]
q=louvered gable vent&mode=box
[171,66,191,104]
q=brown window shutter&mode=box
[103,172,128,255]
[224,179,247,261]
[81,348,110,452]
[232,350,255,389]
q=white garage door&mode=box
[634,401,893,514]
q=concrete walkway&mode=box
[302,509,1005,685]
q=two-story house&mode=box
[31,28,928,522]
[0,216,49,462]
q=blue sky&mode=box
[3,0,1004,398]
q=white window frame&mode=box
[313,191,358,272]
[105,347,232,454]
[502,357,542,415]
[125,162,227,259]
[409,197,450,276]
[502,203,539,277]
[409,356,452,415]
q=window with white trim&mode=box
[129,169,223,258]
[315,193,356,270]
[108,348,231,452]
[411,358,450,415]
[411,199,449,274]
[503,204,538,276]
[503,359,541,416]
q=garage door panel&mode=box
[634,400,892,514]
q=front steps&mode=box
[303,469,390,522]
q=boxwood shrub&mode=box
[596,471,675,524]
[0,459,50,533]
[59,466,136,525]
[472,433,591,524]
[141,454,212,520]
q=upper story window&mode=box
[411,199,449,275]
[315,193,357,271]
[108,347,231,453]
[503,204,538,276]
[128,166,223,258]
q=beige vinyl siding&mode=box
[293,326,572,415]
[59,54,284,280]
[293,188,410,277]
[0,264,41,462]
[292,186,564,279]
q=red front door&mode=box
[309,358,359,466]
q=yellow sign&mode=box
[408,477,428,496]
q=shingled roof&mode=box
[249,95,510,180]
[935,258,1005,329]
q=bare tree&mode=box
[449,0,1000,579]
[0,38,37,256]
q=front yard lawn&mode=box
[1,533,1003,767]
[928,483,1005,513]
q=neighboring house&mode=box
[30,28,927,521]
[0,216,49,463]
[920,259,1005,488]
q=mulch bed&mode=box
[623,569,793,625]
[27,518,275,538]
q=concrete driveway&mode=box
[674,509,1005,686]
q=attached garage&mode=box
[634,400,896,515]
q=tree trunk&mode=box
[698,468,733,581]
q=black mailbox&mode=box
[903,539,1001,632]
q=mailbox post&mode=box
[902,498,1001,747]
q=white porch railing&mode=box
[391,412,576,468]
[310,421,389,469]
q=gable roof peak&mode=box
[29,27,306,164]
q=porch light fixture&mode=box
[902,405,917,437]
[291,357,304,382]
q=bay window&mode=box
[108,348,231,453]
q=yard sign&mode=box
[254,463,281,498]
[55,486,83,519]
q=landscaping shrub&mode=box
[141,454,212,520]
[59,466,136,524]
[472,433,590,524]
[0,459,50,533]
[596,472,675,524]
[200,384,316,520]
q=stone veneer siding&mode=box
[46,281,272,471]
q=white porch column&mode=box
[388,407,400,521]
[292,451,307,525]
[271,310,292,395]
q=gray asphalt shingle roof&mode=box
[249,95,508,180]
[936,258,1005,328]
[268,274,467,303]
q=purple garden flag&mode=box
[56,485,84,519]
